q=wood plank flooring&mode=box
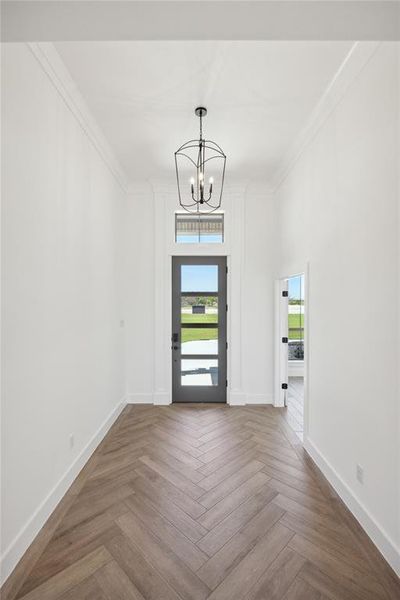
[3,404,400,600]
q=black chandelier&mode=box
[174,107,226,214]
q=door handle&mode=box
[172,333,179,349]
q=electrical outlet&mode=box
[356,464,364,484]
[120,319,125,328]
[69,434,74,449]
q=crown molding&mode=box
[272,41,381,193]
[28,42,129,193]
[27,40,379,199]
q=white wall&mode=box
[1,44,127,582]
[123,183,155,403]
[2,37,399,587]
[242,184,276,404]
[124,181,276,405]
[275,42,400,573]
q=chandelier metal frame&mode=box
[174,107,226,214]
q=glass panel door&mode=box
[172,257,227,403]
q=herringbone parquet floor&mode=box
[8,404,400,600]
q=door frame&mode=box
[158,250,233,405]
[171,255,227,403]
[274,264,309,441]
[275,277,289,408]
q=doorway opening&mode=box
[171,256,227,403]
[287,274,305,439]
[277,273,305,441]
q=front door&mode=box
[172,256,227,403]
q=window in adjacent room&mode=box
[288,274,304,361]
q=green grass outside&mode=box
[181,312,218,343]
[288,313,304,340]
[180,312,303,343]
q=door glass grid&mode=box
[181,296,219,323]
[181,295,218,356]
[180,265,219,385]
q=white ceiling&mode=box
[55,41,352,183]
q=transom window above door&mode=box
[175,213,224,244]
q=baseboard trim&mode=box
[153,392,171,406]
[126,391,273,407]
[126,393,154,404]
[0,397,127,587]
[126,392,171,405]
[246,393,273,405]
[304,436,400,577]
[229,391,273,406]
